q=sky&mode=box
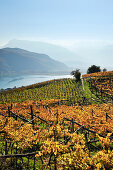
[0,0,113,44]
[0,0,113,69]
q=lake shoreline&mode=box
[0,74,72,90]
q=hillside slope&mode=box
[0,48,68,76]
[4,39,83,67]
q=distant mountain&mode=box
[0,48,69,76]
[3,39,113,72]
[4,39,83,67]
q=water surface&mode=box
[0,74,72,89]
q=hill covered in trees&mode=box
[0,47,68,76]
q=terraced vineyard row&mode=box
[0,99,113,169]
[0,76,113,169]
[82,71,113,103]
[0,78,97,105]
[82,70,113,78]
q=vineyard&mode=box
[82,70,113,97]
[0,78,98,105]
[0,76,113,169]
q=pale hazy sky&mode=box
[0,0,113,47]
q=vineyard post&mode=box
[56,110,58,124]
[8,106,10,117]
[109,74,111,89]
[106,113,107,122]
[53,127,57,169]
[91,109,93,116]
[71,118,74,133]
[5,135,8,155]
[11,103,12,109]
[27,156,30,169]
[15,142,18,168]
[30,105,34,129]
[81,78,84,90]
[64,132,66,144]
[84,131,88,142]
[90,77,92,87]
[33,155,36,170]
[15,103,16,108]
[101,88,103,101]
[95,87,97,97]
[15,115,17,120]
[111,96,113,104]
[54,156,57,170]
[11,143,13,165]
[106,112,112,122]
[82,96,86,105]
[53,128,56,142]
[48,154,53,169]
[84,131,89,151]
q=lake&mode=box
[0,74,72,90]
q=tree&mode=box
[103,68,107,72]
[87,65,101,74]
[71,69,81,82]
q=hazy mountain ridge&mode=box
[4,39,83,67]
[2,39,113,73]
[0,47,68,76]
